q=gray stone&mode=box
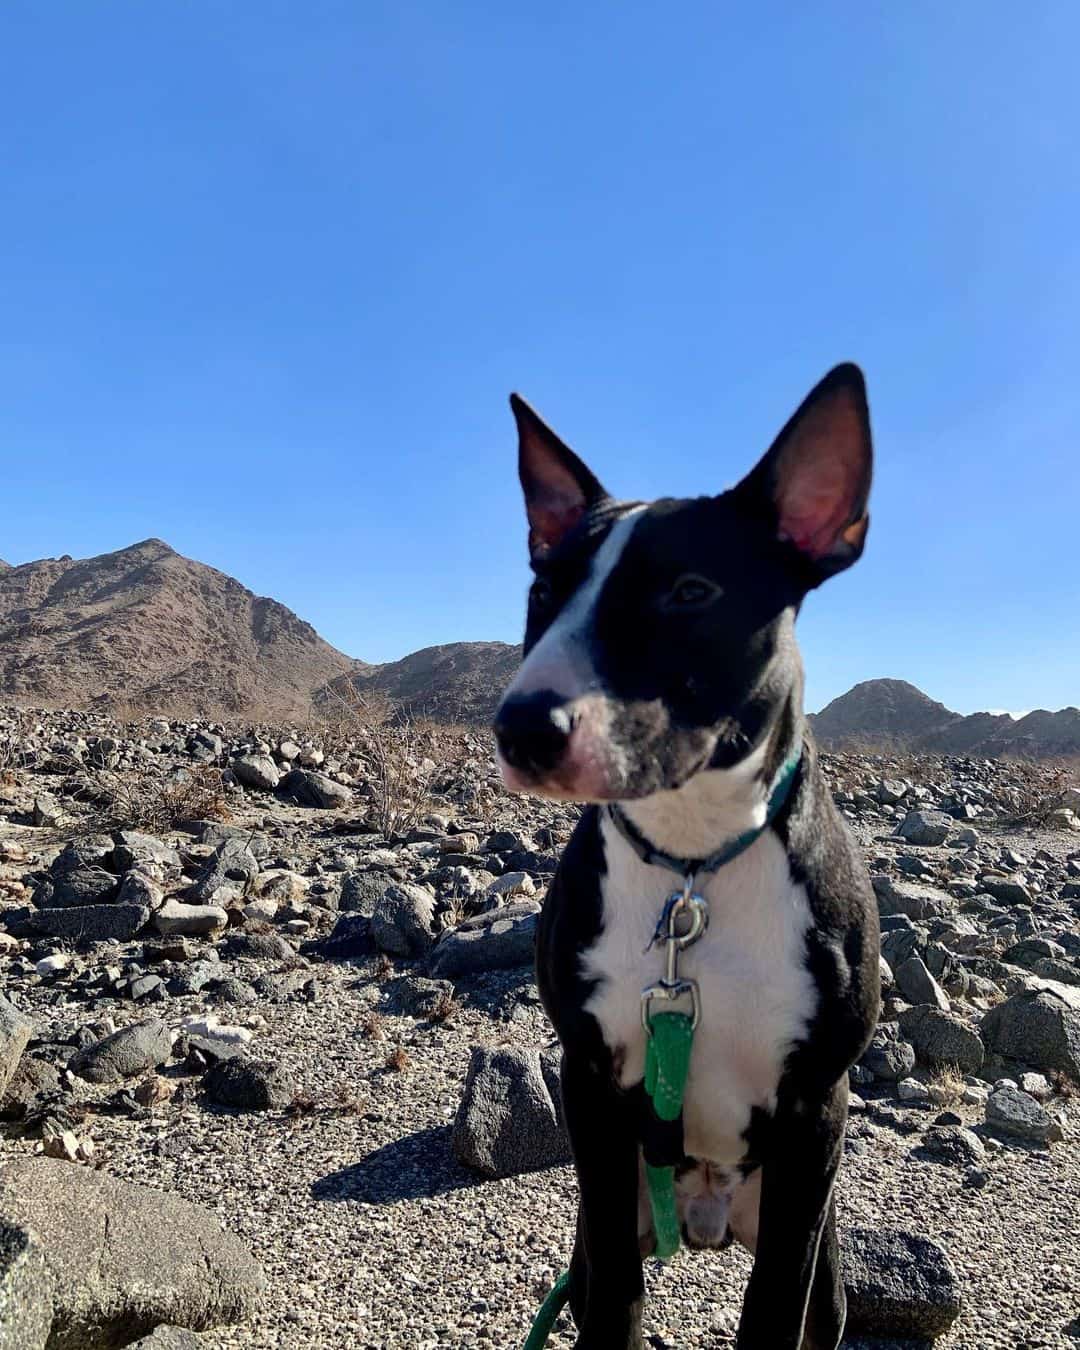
[0,1155,263,1346]
[189,838,258,903]
[898,1006,985,1075]
[0,1220,53,1350]
[1001,936,1066,970]
[116,871,165,911]
[895,956,950,1011]
[69,1018,173,1083]
[370,883,437,958]
[339,872,389,916]
[0,996,32,1099]
[315,914,372,961]
[452,1045,570,1178]
[0,1057,62,1121]
[153,898,228,937]
[896,811,952,847]
[281,769,351,810]
[860,1025,916,1081]
[33,904,150,943]
[109,832,181,874]
[985,1083,1057,1142]
[203,1057,295,1112]
[127,1330,206,1349]
[231,755,282,792]
[429,903,540,977]
[980,989,1080,1080]
[980,875,1033,907]
[384,976,455,1017]
[221,932,296,962]
[881,926,922,970]
[917,1125,986,1166]
[843,1226,961,1338]
[872,876,951,921]
[37,841,118,908]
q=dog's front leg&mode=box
[561,1053,645,1350]
[736,1079,848,1350]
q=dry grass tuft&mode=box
[360,1012,386,1042]
[427,990,459,1025]
[385,1045,411,1073]
[94,764,231,834]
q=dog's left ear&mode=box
[510,394,610,560]
[736,363,873,584]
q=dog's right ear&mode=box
[510,394,609,560]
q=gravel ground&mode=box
[9,948,1075,1350]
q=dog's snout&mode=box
[494,691,574,778]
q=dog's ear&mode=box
[736,363,873,583]
[510,394,609,559]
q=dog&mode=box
[493,364,881,1350]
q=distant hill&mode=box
[324,641,521,726]
[0,539,356,718]
[810,679,1080,759]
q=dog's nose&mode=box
[494,691,575,778]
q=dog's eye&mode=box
[529,579,554,610]
[663,575,721,610]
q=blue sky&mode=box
[2,3,1077,715]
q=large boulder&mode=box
[153,899,227,937]
[0,996,32,1099]
[898,1006,984,1075]
[985,1084,1058,1143]
[69,1019,173,1084]
[203,1057,295,1112]
[872,877,951,922]
[231,755,282,792]
[428,903,540,977]
[980,989,1080,1080]
[0,1220,53,1350]
[895,810,952,846]
[32,905,150,944]
[843,1227,961,1339]
[452,1045,570,1178]
[370,883,437,958]
[189,838,258,903]
[0,1156,263,1347]
[281,769,351,810]
[859,1024,916,1081]
[894,956,950,1011]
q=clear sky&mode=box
[2,3,1078,715]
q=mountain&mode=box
[811,679,1080,759]
[324,641,522,726]
[0,539,356,718]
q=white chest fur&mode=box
[582,812,818,1167]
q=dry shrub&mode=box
[314,684,469,839]
[926,1064,965,1107]
[427,990,459,1025]
[360,1012,386,1041]
[997,762,1075,828]
[97,764,231,833]
[385,1045,411,1073]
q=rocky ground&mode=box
[1,707,1080,1349]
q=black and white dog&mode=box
[493,366,881,1350]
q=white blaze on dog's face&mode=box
[493,370,873,803]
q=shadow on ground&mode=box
[311,1124,482,1204]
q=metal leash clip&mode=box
[641,878,709,1033]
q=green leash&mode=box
[523,1270,571,1350]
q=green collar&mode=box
[606,746,803,881]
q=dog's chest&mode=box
[582,816,818,1167]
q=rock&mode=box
[251,870,308,903]
[918,1125,986,1166]
[897,1077,930,1104]
[0,1057,62,1120]
[231,754,282,792]
[179,1015,253,1060]
[384,976,455,1017]
[69,1018,173,1083]
[33,903,151,943]
[980,989,1080,1080]
[484,871,537,900]
[0,1220,53,1350]
[116,870,166,911]
[339,872,388,916]
[872,876,951,921]
[981,875,1033,907]
[898,1006,985,1075]
[1001,936,1066,970]
[153,898,228,937]
[221,932,296,962]
[189,837,259,903]
[860,1025,916,1081]
[37,842,118,908]
[370,883,437,958]
[894,956,950,1011]
[1018,1071,1053,1101]
[985,1084,1058,1142]
[110,832,181,874]
[314,914,373,961]
[0,996,32,1099]
[127,1329,206,1348]
[0,1155,263,1345]
[896,810,952,846]
[281,768,351,810]
[428,903,540,977]
[452,1045,570,1178]
[842,1227,961,1338]
[203,1057,295,1111]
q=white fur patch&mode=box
[583,768,817,1170]
[503,507,646,702]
